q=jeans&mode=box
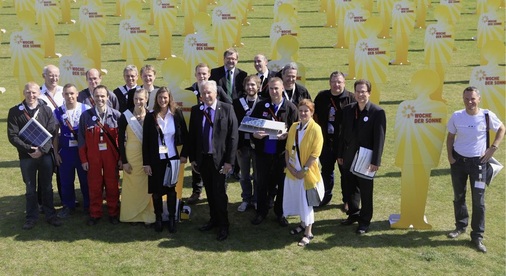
[59,147,89,210]
[450,151,486,240]
[20,154,56,221]
[237,145,257,203]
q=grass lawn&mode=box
[0,0,504,275]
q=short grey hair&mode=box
[200,80,217,93]
[123,65,138,75]
[282,62,298,75]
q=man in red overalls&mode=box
[78,85,122,226]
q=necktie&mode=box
[259,75,265,90]
[226,70,233,97]
[203,107,212,153]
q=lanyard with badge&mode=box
[58,106,78,147]
[153,113,170,157]
[44,90,59,110]
[92,111,119,153]
[267,102,281,122]
[20,103,40,121]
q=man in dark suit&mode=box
[250,77,299,227]
[210,48,248,102]
[281,62,311,106]
[337,79,386,235]
[253,54,278,98]
[184,63,231,206]
[188,80,238,241]
[112,65,140,112]
[313,71,355,208]
[186,63,232,106]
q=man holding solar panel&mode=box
[7,82,63,230]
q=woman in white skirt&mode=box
[284,99,323,246]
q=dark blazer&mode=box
[250,98,299,155]
[142,108,188,193]
[209,66,248,101]
[337,101,386,169]
[126,85,160,111]
[188,101,238,171]
[313,89,355,147]
[113,85,137,113]
[257,70,278,99]
[285,83,311,106]
[232,96,263,148]
[142,108,188,165]
[185,82,233,105]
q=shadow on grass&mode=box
[0,195,461,252]
[309,218,470,250]
[381,168,450,178]
[0,160,20,168]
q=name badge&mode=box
[288,156,296,168]
[474,181,486,189]
[99,143,108,151]
[159,145,168,154]
[69,140,78,147]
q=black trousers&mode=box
[255,152,286,218]
[201,154,229,228]
[151,159,177,220]
[344,170,374,227]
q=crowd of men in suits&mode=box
[8,48,388,242]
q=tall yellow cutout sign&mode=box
[334,0,354,48]
[36,0,60,58]
[476,0,503,65]
[270,3,299,60]
[469,40,506,121]
[377,0,395,38]
[183,12,218,80]
[424,5,454,102]
[78,0,106,70]
[10,11,44,95]
[391,69,447,229]
[355,17,388,104]
[212,4,241,57]
[59,31,95,91]
[153,0,178,60]
[344,3,370,80]
[390,0,416,65]
[119,2,149,70]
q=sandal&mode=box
[290,225,306,235]
[297,235,314,247]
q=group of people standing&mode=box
[7,48,504,251]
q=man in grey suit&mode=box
[188,80,238,241]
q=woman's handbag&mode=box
[163,159,181,187]
[306,179,324,207]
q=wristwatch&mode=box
[491,145,498,150]
[303,166,309,172]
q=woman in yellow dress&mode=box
[119,88,156,225]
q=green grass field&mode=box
[0,0,505,274]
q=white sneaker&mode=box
[237,202,249,212]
